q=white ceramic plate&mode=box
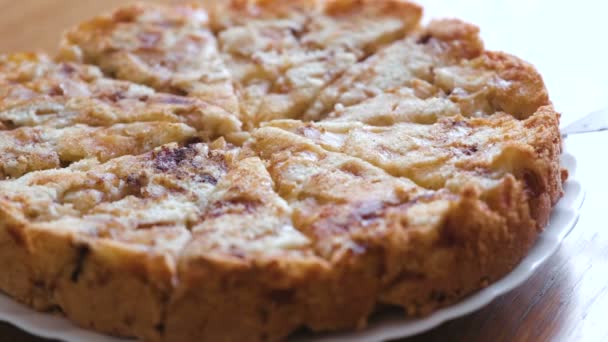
[0,152,583,342]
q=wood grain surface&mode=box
[0,1,606,342]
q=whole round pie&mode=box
[0,1,565,341]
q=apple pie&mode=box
[0,1,565,341]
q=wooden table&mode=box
[0,1,607,341]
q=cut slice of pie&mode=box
[0,141,238,340]
[265,105,563,227]
[59,3,241,116]
[168,156,327,341]
[303,19,484,121]
[304,18,548,122]
[0,53,240,137]
[0,122,195,179]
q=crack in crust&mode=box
[0,1,565,341]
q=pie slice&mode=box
[246,126,424,254]
[265,106,563,227]
[0,53,240,137]
[0,141,238,340]
[0,122,195,179]
[169,156,326,341]
[303,19,483,120]
[59,3,241,116]
[304,18,548,122]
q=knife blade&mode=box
[561,107,608,136]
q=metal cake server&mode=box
[561,107,608,137]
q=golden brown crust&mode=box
[434,51,551,119]
[422,18,484,60]
[0,2,565,342]
[479,51,550,118]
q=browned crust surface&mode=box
[0,1,565,341]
